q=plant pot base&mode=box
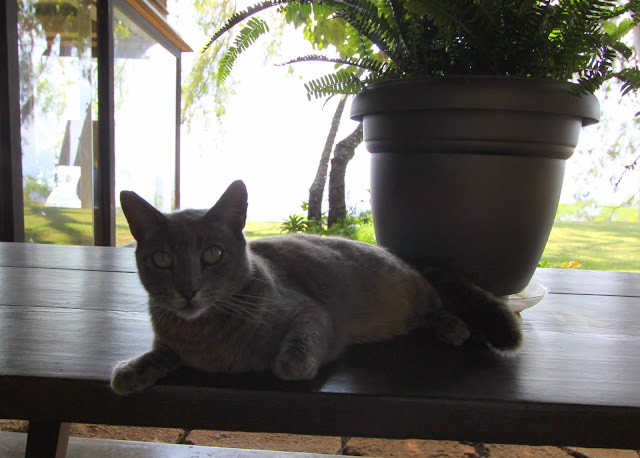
[353,77,599,296]
[371,152,566,296]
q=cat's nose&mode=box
[181,289,199,300]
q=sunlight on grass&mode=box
[541,222,640,272]
[24,202,134,246]
[22,202,640,273]
[244,222,282,240]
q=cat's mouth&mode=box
[175,300,208,320]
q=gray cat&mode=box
[111,180,522,395]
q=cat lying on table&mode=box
[111,180,521,395]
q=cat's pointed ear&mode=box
[205,180,248,233]
[120,191,167,241]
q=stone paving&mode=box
[1,420,639,457]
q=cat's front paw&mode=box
[111,357,160,395]
[274,347,319,381]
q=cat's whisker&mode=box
[131,299,150,310]
[214,300,265,326]
[226,293,287,317]
[212,295,278,328]
[229,292,283,308]
[246,273,272,286]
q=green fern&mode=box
[203,0,640,98]
[202,1,286,53]
[216,18,270,85]
[304,68,365,99]
[277,54,394,75]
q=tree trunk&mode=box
[328,123,363,227]
[307,95,348,223]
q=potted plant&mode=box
[205,1,640,296]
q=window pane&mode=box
[19,0,97,245]
[113,7,177,246]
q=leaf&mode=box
[216,18,270,85]
[203,0,285,53]
[304,68,365,99]
[605,17,636,41]
[204,0,640,97]
[277,53,393,75]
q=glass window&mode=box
[17,0,180,246]
[113,6,177,246]
[19,0,97,245]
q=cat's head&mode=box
[120,180,250,320]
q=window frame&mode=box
[0,0,190,245]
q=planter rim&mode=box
[350,76,600,126]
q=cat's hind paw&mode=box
[428,311,471,347]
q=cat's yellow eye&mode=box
[152,251,173,269]
[202,246,223,265]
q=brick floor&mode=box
[1,420,638,457]
[187,430,342,455]
[342,437,478,457]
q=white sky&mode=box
[170,2,640,221]
[173,7,371,221]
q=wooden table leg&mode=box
[25,421,70,458]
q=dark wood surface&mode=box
[1,242,639,449]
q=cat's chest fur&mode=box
[151,311,286,373]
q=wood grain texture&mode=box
[0,267,146,311]
[1,243,639,449]
[535,267,640,296]
[0,242,136,272]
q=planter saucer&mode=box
[504,280,549,313]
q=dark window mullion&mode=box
[95,0,116,246]
[0,0,24,242]
[175,55,181,210]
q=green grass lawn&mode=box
[244,221,282,240]
[540,221,640,272]
[243,221,640,272]
[23,202,283,246]
[24,202,133,246]
[22,202,640,272]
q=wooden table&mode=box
[1,242,639,456]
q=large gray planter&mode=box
[351,76,600,296]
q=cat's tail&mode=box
[422,268,523,353]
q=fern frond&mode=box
[216,18,270,85]
[203,0,287,53]
[615,67,640,96]
[315,0,406,63]
[304,68,365,99]
[277,53,394,76]
[204,0,640,98]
